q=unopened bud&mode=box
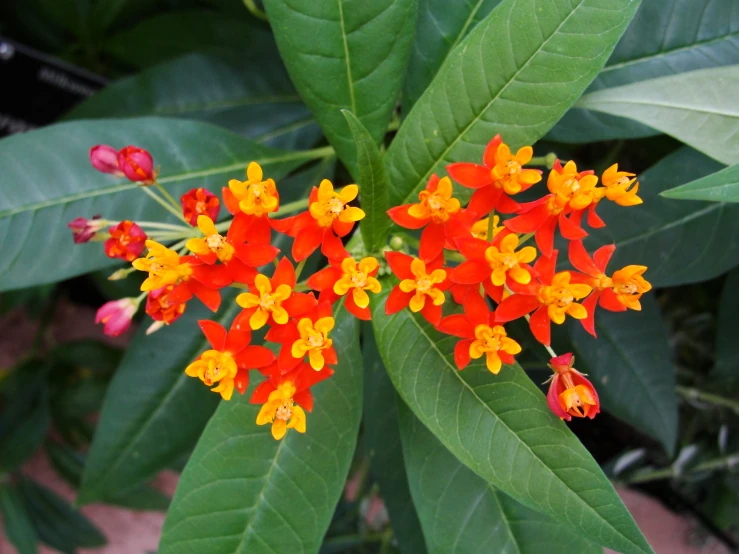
[389,236,404,251]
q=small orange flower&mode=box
[601,164,642,207]
[146,285,187,326]
[185,320,275,401]
[181,187,220,226]
[470,216,503,240]
[446,134,542,216]
[387,175,473,261]
[385,252,449,325]
[307,256,382,320]
[272,180,365,262]
[291,316,335,371]
[226,162,279,217]
[104,221,147,261]
[495,250,592,346]
[546,353,600,421]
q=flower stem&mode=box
[141,186,188,221]
[294,259,307,281]
[137,221,192,231]
[626,452,739,484]
[518,232,536,246]
[243,0,268,20]
[154,181,183,214]
[676,386,739,414]
[530,153,557,169]
[270,197,310,218]
[487,209,496,240]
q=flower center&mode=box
[206,233,226,249]
[196,200,206,212]
[260,293,277,311]
[416,277,432,293]
[276,400,294,421]
[539,285,574,307]
[506,160,521,176]
[329,197,344,215]
[615,281,637,295]
[350,271,367,288]
[307,332,325,348]
[474,325,503,352]
[427,194,442,211]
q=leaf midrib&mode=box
[398,309,648,554]
[580,97,739,118]
[614,203,722,248]
[337,0,357,115]
[399,0,588,205]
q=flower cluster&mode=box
[385,134,650,421]
[72,147,381,440]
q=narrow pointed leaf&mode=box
[402,0,503,113]
[371,287,652,554]
[549,0,739,143]
[158,304,361,554]
[263,0,416,174]
[0,485,38,554]
[0,117,318,292]
[661,163,739,202]
[386,0,640,207]
[568,296,677,456]
[582,147,739,287]
[66,54,321,150]
[398,403,602,554]
[577,66,739,166]
[363,324,427,554]
[343,111,391,253]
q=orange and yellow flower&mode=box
[307,256,382,320]
[436,292,520,373]
[495,250,592,346]
[385,252,449,325]
[546,353,600,421]
[185,320,275,400]
[180,187,220,226]
[105,220,147,261]
[222,162,279,244]
[446,134,542,216]
[272,180,365,262]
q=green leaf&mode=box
[402,0,503,113]
[103,10,270,68]
[0,364,50,472]
[549,0,739,143]
[46,440,171,511]
[363,324,427,554]
[577,66,739,166]
[78,293,237,505]
[263,0,417,173]
[661,163,739,202]
[568,296,677,456]
[370,286,652,554]
[386,0,640,207]
[342,110,391,253]
[19,478,106,552]
[714,268,739,381]
[0,117,319,292]
[582,147,739,287]
[158,303,362,554]
[66,53,322,150]
[0,485,38,554]
[397,403,602,554]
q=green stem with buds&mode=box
[141,186,187,221]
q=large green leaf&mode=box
[78,293,236,505]
[158,304,362,554]
[582,147,739,287]
[0,485,37,554]
[714,268,739,381]
[343,111,391,253]
[386,0,640,207]
[661,163,739,203]
[370,287,652,554]
[66,54,322,150]
[0,117,318,292]
[263,0,416,174]
[568,296,677,456]
[398,403,602,554]
[363,324,427,554]
[402,0,503,113]
[577,66,739,166]
[549,0,739,143]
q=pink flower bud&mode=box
[90,145,123,176]
[118,146,155,183]
[68,215,106,244]
[95,298,138,337]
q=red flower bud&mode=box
[104,221,147,261]
[90,145,123,176]
[117,146,155,183]
[68,215,106,244]
[546,353,600,421]
[180,187,220,226]
[96,298,138,336]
